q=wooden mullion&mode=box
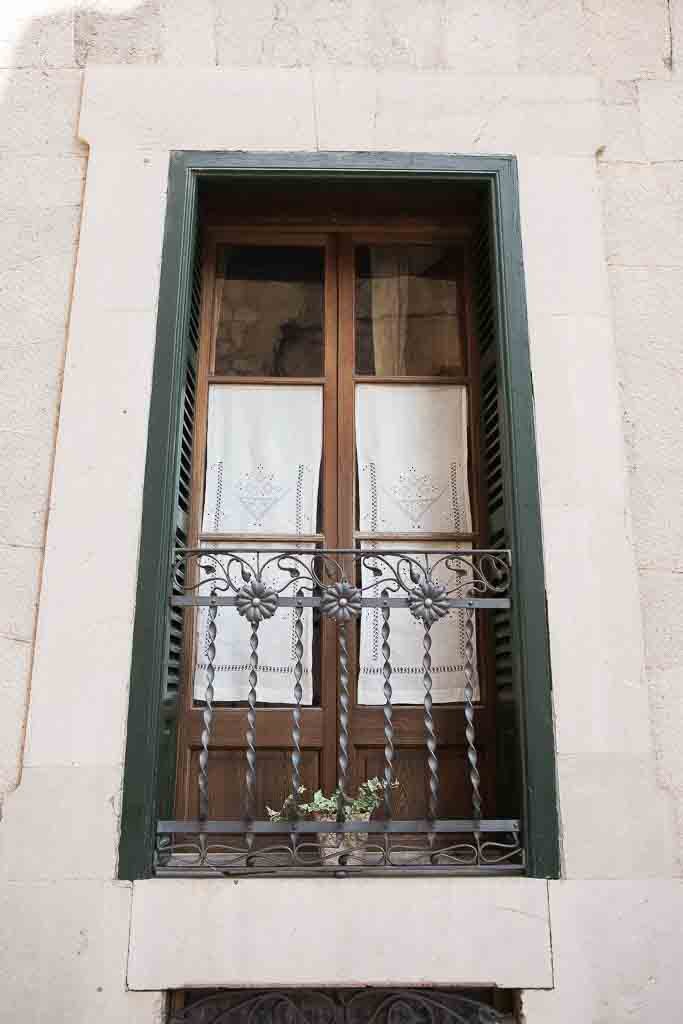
[336,234,360,753]
[208,375,326,386]
[320,233,341,794]
[352,374,471,385]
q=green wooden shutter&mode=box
[156,247,202,821]
[473,213,520,819]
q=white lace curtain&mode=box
[194,385,322,704]
[356,384,476,704]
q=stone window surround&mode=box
[16,66,656,991]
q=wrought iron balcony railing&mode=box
[156,546,523,876]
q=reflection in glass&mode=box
[355,244,465,376]
[214,245,325,376]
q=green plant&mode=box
[267,777,397,823]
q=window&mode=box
[119,154,558,881]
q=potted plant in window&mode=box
[267,777,398,864]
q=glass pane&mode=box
[214,245,325,376]
[355,244,465,376]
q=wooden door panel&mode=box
[184,748,320,820]
[355,745,488,819]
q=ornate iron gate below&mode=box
[170,989,516,1024]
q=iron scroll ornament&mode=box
[172,547,511,605]
[170,988,514,1024]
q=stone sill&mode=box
[127,877,552,990]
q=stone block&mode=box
[529,314,627,509]
[542,502,650,757]
[0,635,31,795]
[1,879,162,1023]
[0,764,122,881]
[216,0,519,71]
[674,0,683,73]
[0,155,86,210]
[75,0,160,66]
[440,3,519,72]
[160,0,215,65]
[609,266,683,369]
[518,157,610,317]
[618,351,683,572]
[315,69,600,156]
[80,66,317,151]
[70,149,167,313]
[524,881,683,1022]
[558,753,677,878]
[599,80,646,163]
[649,667,683,866]
[0,338,63,439]
[604,163,683,267]
[313,70,378,151]
[215,0,371,67]
[517,0,671,79]
[23,309,157,767]
[0,69,83,155]
[0,428,55,549]
[0,543,41,643]
[128,877,552,989]
[640,570,683,673]
[639,81,683,161]
[0,4,74,69]
[0,204,81,340]
[371,74,601,157]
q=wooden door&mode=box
[174,224,495,822]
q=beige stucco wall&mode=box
[1,3,683,1023]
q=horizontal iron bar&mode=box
[154,864,526,878]
[171,595,511,609]
[178,546,509,557]
[157,818,521,834]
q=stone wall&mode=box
[1,4,682,1023]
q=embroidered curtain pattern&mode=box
[356,384,476,704]
[194,385,322,703]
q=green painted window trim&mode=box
[118,151,560,881]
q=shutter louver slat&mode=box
[157,242,203,820]
[473,213,519,818]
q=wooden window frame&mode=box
[118,152,559,881]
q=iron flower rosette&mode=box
[408,578,450,626]
[320,580,362,622]
[235,579,279,622]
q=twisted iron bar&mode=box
[198,592,217,862]
[381,591,394,819]
[337,621,350,814]
[245,620,259,845]
[291,591,304,809]
[422,622,439,831]
[463,606,481,822]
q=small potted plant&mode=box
[267,777,398,864]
